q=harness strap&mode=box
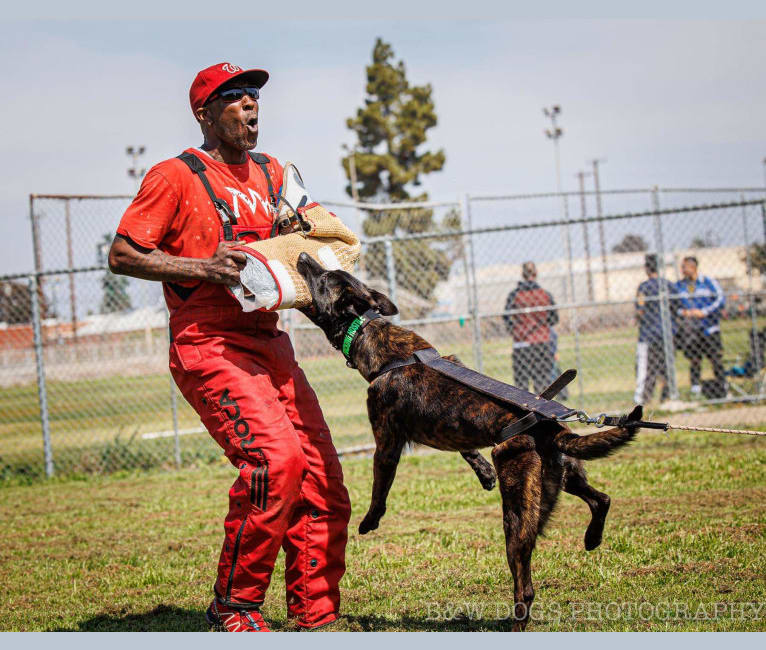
[370,346,576,421]
[370,347,441,380]
[426,355,575,420]
[177,152,237,240]
[249,152,278,206]
[370,348,548,445]
[538,369,577,400]
[371,355,417,379]
[497,412,539,442]
[248,152,280,238]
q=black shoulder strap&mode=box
[177,151,237,240]
[248,152,281,238]
[249,152,278,207]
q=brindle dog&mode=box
[296,253,640,631]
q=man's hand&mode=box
[204,241,248,286]
[108,234,248,286]
[682,308,705,319]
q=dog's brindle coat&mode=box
[296,253,640,631]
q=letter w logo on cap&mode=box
[222,63,242,73]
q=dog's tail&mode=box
[553,405,642,460]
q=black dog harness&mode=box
[340,310,579,444]
[340,311,663,444]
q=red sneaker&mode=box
[206,598,270,632]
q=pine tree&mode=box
[98,234,132,313]
[345,38,459,316]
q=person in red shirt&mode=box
[502,261,559,394]
[109,63,351,632]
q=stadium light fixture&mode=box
[126,145,147,193]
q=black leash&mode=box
[565,411,669,430]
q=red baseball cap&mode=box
[189,62,269,113]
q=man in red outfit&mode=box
[109,62,351,632]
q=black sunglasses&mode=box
[206,86,260,105]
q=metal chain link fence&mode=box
[1,189,765,481]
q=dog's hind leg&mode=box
[461,450,496,490]
[537,460,565,535]
[491,435,542,631]
[562,459,610,551]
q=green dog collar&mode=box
[342,315,365,358]
[341,310,383,361]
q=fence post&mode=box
[463,194,484,373]
[742,196,762,389]
[762,200,766,243]
[29,274,54,478]
[166,309,181,468]
[29,196,46,346]
[383,239,399,325]
[64,198,78,340]
[458,196,476,347]
[593,167,610,301]
[562,201,586,409]
[651,187,680,400]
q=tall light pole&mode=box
[590,158,609,301]
[544,105,584,408]
[543,105,571,290]
[543,106,565,205]
[576,170,594,302]
[126,145,146,193]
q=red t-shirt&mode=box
[116,148,283,312]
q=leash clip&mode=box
[574,410,609,427]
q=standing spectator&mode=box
[634,254,674,404]
[675,256,726,397]
[503,262,558,394]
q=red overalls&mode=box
[117,149,351,628]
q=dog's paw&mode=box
[358,516,379,535]
[478,470,496,491]
[584,526,603,551]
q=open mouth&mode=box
[245,117,258,132]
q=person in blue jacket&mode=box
[675,256,726,396]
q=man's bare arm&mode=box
[108,234,246,286]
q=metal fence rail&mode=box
[1,190,764,481]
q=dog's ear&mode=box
[368,288,398,316]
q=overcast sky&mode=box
[1,18,765,274]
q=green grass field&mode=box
[1,423,764,631]
[2,317,763,480]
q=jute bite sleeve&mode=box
[230,203,361,311]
